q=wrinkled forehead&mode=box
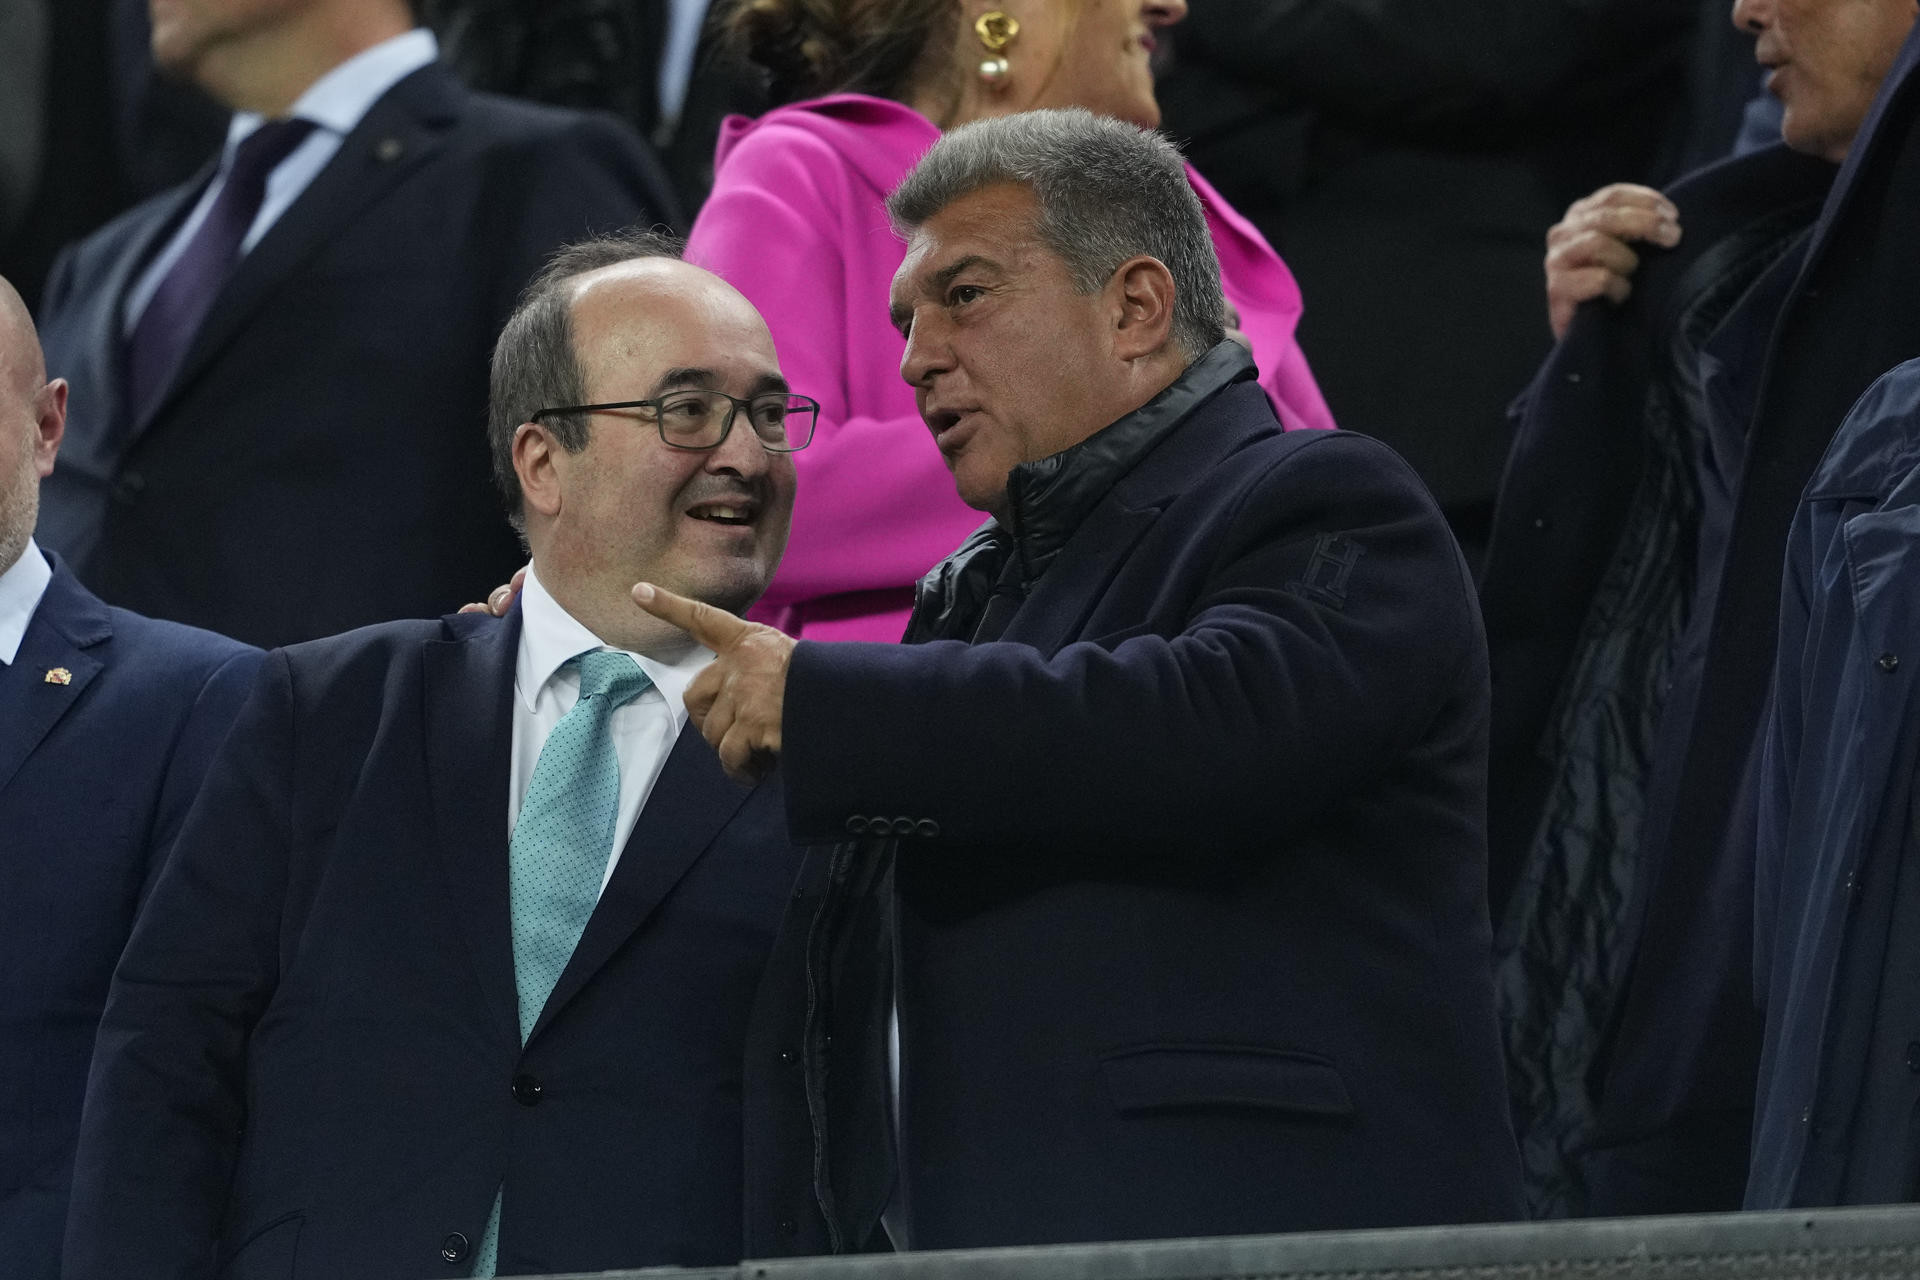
[888,185,1050,309]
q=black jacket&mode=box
[65,609,803,1279]
[0,558,259,1280]
[1592,23,1920,1216]
[1480,142,1833,1217]
[780,345,1523,1250]
[1484,18,1920,1217]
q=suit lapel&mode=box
[999,501,1162,655]
[63,175,213,464]
[423,608,522,1049]
[0,565,111,799]
[998,383,1279,655]
[131,67,462,446]
[526,728,756,1043]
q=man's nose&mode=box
[1731,0,1768,34]
[899,314,948,388]
[707,405,769,475]
[1146,0,1187,28]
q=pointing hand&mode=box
[632,582,795,785]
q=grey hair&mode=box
[487,227,684,532]
[887,108,1227,360]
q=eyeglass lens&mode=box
[658,391,816,450]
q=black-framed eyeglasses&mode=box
[531,390,819,452]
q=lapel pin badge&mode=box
[375,137,404,163]
[44,667,72,685]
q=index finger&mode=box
[632,581,754,650]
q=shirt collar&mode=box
[515,562,712,722]
[226,27,439,147]
[0,539,54,666]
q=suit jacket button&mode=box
[440,1232,470,1264]
[779,1217,799,1237]
[845,814,869,835]
[891,816,915,836]
[511,1073,543,1106]
[915,819,940,839]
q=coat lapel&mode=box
[526,728,757,1043]
[999,501,1162,655]
[1001,384,1280,655]
[130,66,461,446]
[0,565,110,799]
[61,175,213,464]
[422,608,522,1049]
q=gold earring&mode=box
[975,11,1019,86]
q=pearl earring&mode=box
[975,11,1020,88]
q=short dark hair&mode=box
[888,109,1227,360]
[487,228,684,531]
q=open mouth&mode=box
[685,501,756,527]
[928,409,963,436]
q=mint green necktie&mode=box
[472,649,652,1278]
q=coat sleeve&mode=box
[686,123,985,616]
[781,433,1481,849]
[64,651,297,1280]
[139,646,267,901]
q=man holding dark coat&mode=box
[634,109,1523,1251]
[1484,0,1920,1216]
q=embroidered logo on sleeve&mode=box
[1287,534,1366,609]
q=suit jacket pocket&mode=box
[1099,1044,1355,1119]
[219,1210,302,1280]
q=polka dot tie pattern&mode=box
[508,649,654,1044]
[471,652,652,1278]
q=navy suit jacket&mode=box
[64,608,805,1280]
[0,556,259,1280]
[783,382,1525,1248]
[34,61,678,649]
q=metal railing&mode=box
[528,1205,1920,1280]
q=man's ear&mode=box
[1108,255,1177,361]
[513,421,565,521]
[32,378,67,478]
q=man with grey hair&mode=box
[633,108,1524,1249]
[65,236,816,1278]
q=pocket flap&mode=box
[1099,1044,1355,1118]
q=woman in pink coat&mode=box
[688,0,1336,642]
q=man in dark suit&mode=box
[34,0,677,650]
[1483,0,1919,1216]
[635,110,1524,1251]
[0,274,260,1280]
[65,236,811,1278]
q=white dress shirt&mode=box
[510,564,712,898]
[0,538,52,666]
[123,27,441,332]
[656,0,711,129]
